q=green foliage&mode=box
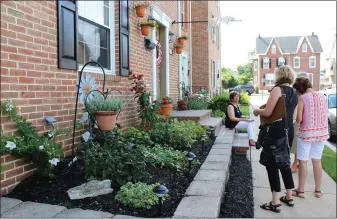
[85,134,150,186]
[322,147,336,182]
[236,63,253,85]
[221,68,238,89]
[115,182,160,209]
[0,100,62,176]
[142,145,186,170]
[187,94,209,110]
[139,20,158,27]
[239,91,250,105]
[86,96,123,112]
[208,92,229,113]
[211,110,225,118]
[239,105,250,117]
[150,119,206,150]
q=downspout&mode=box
[189,0,192,93]
[177,0,182,98]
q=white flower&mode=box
[5,141,16,150]
[49,158,60,166]
[82,131,90,142]
[78,112,89,123]
[75,73,99,103]
[5,103,14,112]
[39,145,44,150]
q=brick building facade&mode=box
[0,0,195,195]
[191,1,221,95]
[254,33,323,91]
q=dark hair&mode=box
[229,91,239,101]
[293,76,312,94]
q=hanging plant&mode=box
[174,43,184,54]
[139,20,157,36]
[133,1,150,18]
[177,36,188,45]
[156,41,162,67]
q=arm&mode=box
[293,105,298,121]
[253,87,281,117]
[228,105,248,122]
[296,96,304,123]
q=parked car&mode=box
[229,84,255,95]
[319,89,336,138]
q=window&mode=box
[309,56,316,68]
[216,26,220,49]
[293,57,300,68]
[263,57,270,69]
[278,57,285,66]
[296,72,313,86]
[271,44,276,53]
[264,73,275,86]
[181,1,185,28]
[212,61,216,88]
[77,1,114,72]
[302,43,307,53]
[254,61,258,71]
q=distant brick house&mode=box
[191,1,221,96]
[254,33,323,91]
[0,0,200,195]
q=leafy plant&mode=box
[187,97,208,110]
[178,36,188,40]
[86,96,123,112]
[0,100,62,176]
[174,43,184,48]
[133,1,150,8]
[115,182,160,209]
[239,91,250,105]
[211,110,225,118]
[139,20,157,27]
[208,92,229,113]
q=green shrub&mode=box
[208,92,229,112]
[86,96,123,112]
[187,94,209,110]
[239,91,250,105]
[115,182,160,209]
[211,110,225,118]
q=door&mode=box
[181,53,188,88]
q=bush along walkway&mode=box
[250,106,336,217]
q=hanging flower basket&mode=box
[177,36,188,45]
[175,43,184,54]
[95,111,117,131]
[134,1,149,18]
[139,20,157,36]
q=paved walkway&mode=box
[250,105,337,217]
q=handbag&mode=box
[259,87,291,169]
[259,88,286,126]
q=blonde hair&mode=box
[274,65,295,85]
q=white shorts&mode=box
[297,137,325,160]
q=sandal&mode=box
[280,196,294,207]
[292,189,305,198]
[314,190,323,198]
[260,201,281,213]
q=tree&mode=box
[221,67,237,89]
[236,63,253,85]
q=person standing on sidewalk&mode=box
[253,65,298,213]
[292,77,329,198]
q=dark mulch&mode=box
[6,140,214,218]
[219,153,254,218]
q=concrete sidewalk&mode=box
[249,105,337,217]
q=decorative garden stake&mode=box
[209,126,215,140]
[153,184,169,217]
[186,151,196,173]
[201,134,207,155]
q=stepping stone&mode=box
[201,161,229,170]
[173,196,220,218]
[67,180,113,200]
[194,169,226,182]
[185,180,224,197]
[55,208,113,218]
[0,198,22,215]
[1,201,66,218]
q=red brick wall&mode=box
[0,0,188,195]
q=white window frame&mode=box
[265,73,275,86]
[309,56,316,68]
[302,43,307,53]
[278,57,285,66]
[254,61,258,71]
[271,44,276,53]
[263,57,270,69]
[293,57,300,68]
[77,1,115,75]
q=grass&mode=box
[240,105,250,116]
[322,146,336,182]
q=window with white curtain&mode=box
[271,44,276,53]
[263,57,270,69]
[309,56,316,68]
[302,43,307,53]
[293,57,300,68]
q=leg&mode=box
[291,153,299,173]
[310,141,325,198]
[235,121,256,145]
[280,167,295,206]
[266,166,281,204]
[294,137,310,197]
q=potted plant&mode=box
[159,96,173,116]
[139,20,157,36]
[86,96,123,131]
[133,1,149,18]
[177,97,188,111]
[177,36,188,45]
[175,43,184,54]
[255,85,259,94]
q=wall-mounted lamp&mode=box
[44,116,57,138]
[169,31,175,43]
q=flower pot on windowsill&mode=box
[95,111,117,131]
[159,103,173,116]
[135,5,146,18]
[177,100,187,111]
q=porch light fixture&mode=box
[186,151,196,173]
[44,116,57,138]
[169,31,175,43]
[153,184,169,216]
[209,126,215,140]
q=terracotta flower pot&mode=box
[177,38,185,45]
[135,5,146,18]
[95,111,117,131]
[140,25,151,36]
[177,100,187,110]
[159,104,173,116]
[175,47,183,54]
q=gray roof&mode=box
[256,35,323,54]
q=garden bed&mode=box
[5,140,214,218]
[219,153,254,218]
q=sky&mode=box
[220,1,336,70]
